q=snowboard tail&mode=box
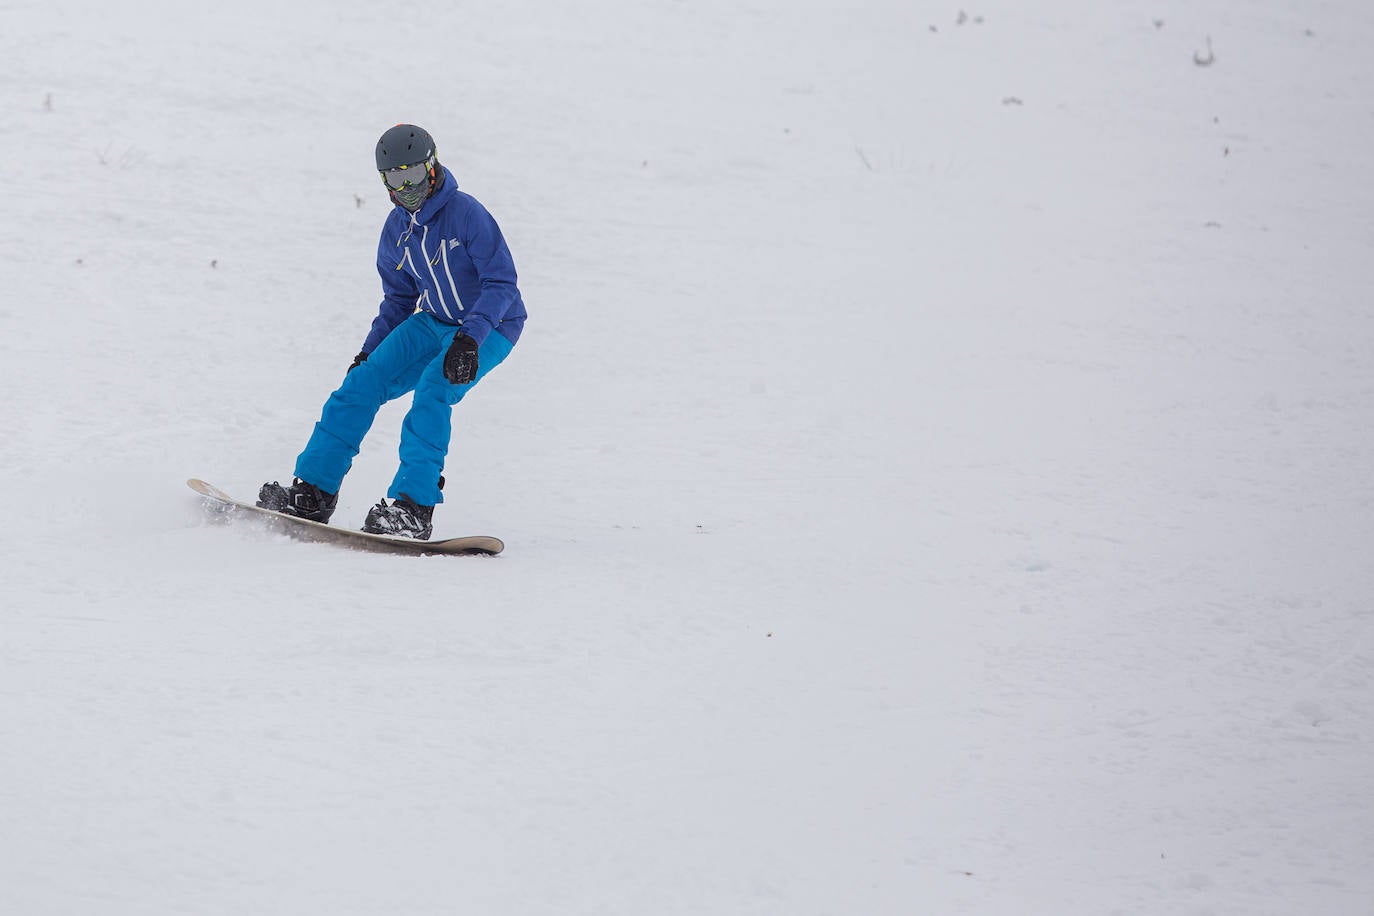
[187,478,504,556]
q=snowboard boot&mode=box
[361,495,434,540]
[257,478,338,524]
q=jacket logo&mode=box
[449,238,462,250]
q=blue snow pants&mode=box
[293,311,513,507]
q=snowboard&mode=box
[187,478,504,556]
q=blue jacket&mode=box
[361,166,526,353]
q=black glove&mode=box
[347,351,368,373]
[443,333,479,384]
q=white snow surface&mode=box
[3,1,1373,913]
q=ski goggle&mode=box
[381,156,434,190]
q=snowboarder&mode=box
[258,124,526,540]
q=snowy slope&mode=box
[3,1,1373,913]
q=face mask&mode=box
[391,181,430,212]
[380,156,434,211]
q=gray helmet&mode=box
[376,124,436,170]
[376,124,439,211]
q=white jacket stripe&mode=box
[439,239,464,312]
[417,224,456,322]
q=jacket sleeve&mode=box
[456,202,520,347]
[361,226,420,354]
